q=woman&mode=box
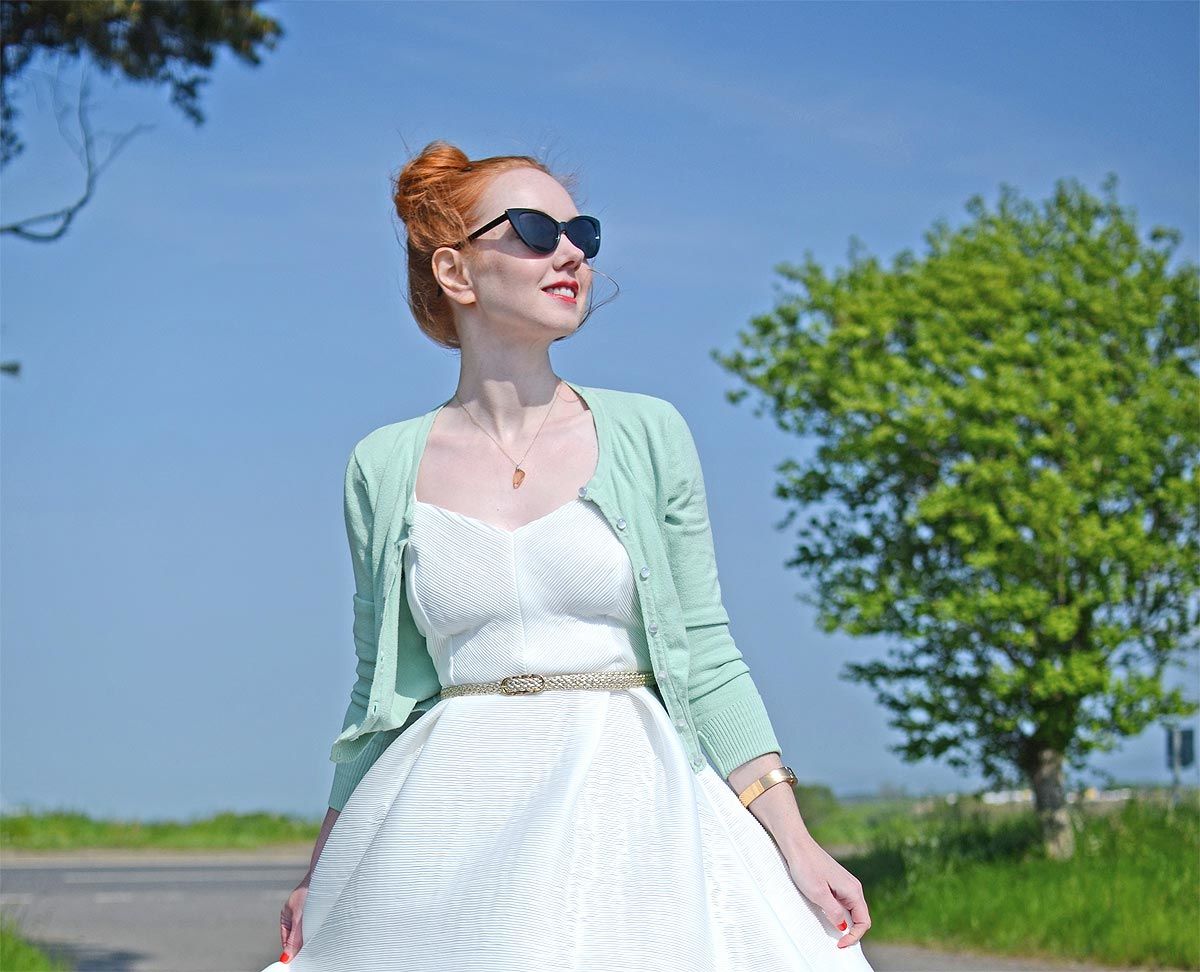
[264,141,875,971]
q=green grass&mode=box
[801,785,926,849]
[840,793,1199,970]
[1,808,319,850]
[0,913,72,972]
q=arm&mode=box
[327,448,383,812]
[661,404,871,947]
[725,752,817,854]
[660,403,785,786]
[300,807,341,885]
[326,446,438,812]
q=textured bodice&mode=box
[403,496,646,691]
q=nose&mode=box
[554,232,587,267]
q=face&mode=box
[432,167,593,341]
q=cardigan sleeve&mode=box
[325,443,443,811]
[660,403,782,779]
[327,447,386,812]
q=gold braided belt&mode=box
[438,670,656,699]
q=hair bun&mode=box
[392,140,473,224]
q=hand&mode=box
[781,835,872,949]
[278,875,311,963]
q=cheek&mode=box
[485,260,554,303]
[469,244,566,310]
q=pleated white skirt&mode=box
[261,497,874,971]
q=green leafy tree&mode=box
[715,174,1199,859]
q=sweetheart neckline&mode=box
[412,496,583,536]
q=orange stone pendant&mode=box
[512,467,526,489]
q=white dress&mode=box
[263,495,875,972]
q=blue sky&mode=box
[2,1,1197,820]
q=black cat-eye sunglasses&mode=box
[457,208,601,259]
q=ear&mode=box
[432,245,475,305]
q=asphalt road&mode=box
[0,848,1157,972]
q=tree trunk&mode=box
[1030,746,1075,860]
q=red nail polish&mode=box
[837,920,848,931]
[280,952,290,963]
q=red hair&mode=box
[392,140,610,350]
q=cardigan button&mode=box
[647,621,658,635]
[578,485,588,499]
[639,565,650,580]
[615,517,626,530]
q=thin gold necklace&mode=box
[452,379,563,489]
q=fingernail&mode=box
[837,920,848,931]
[280,952,290,963]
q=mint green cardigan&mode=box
[327,378,782,811]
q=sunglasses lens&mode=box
[566,216,601,259]
[512,211,560,253]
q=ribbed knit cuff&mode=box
[328,731,394,812]
[693,677,782,780]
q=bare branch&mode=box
[1,63,154,241]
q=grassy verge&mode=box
[1,809,318,850]
[0,913,72,972]
[800,784,923,850]
[838,793,1199,970]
